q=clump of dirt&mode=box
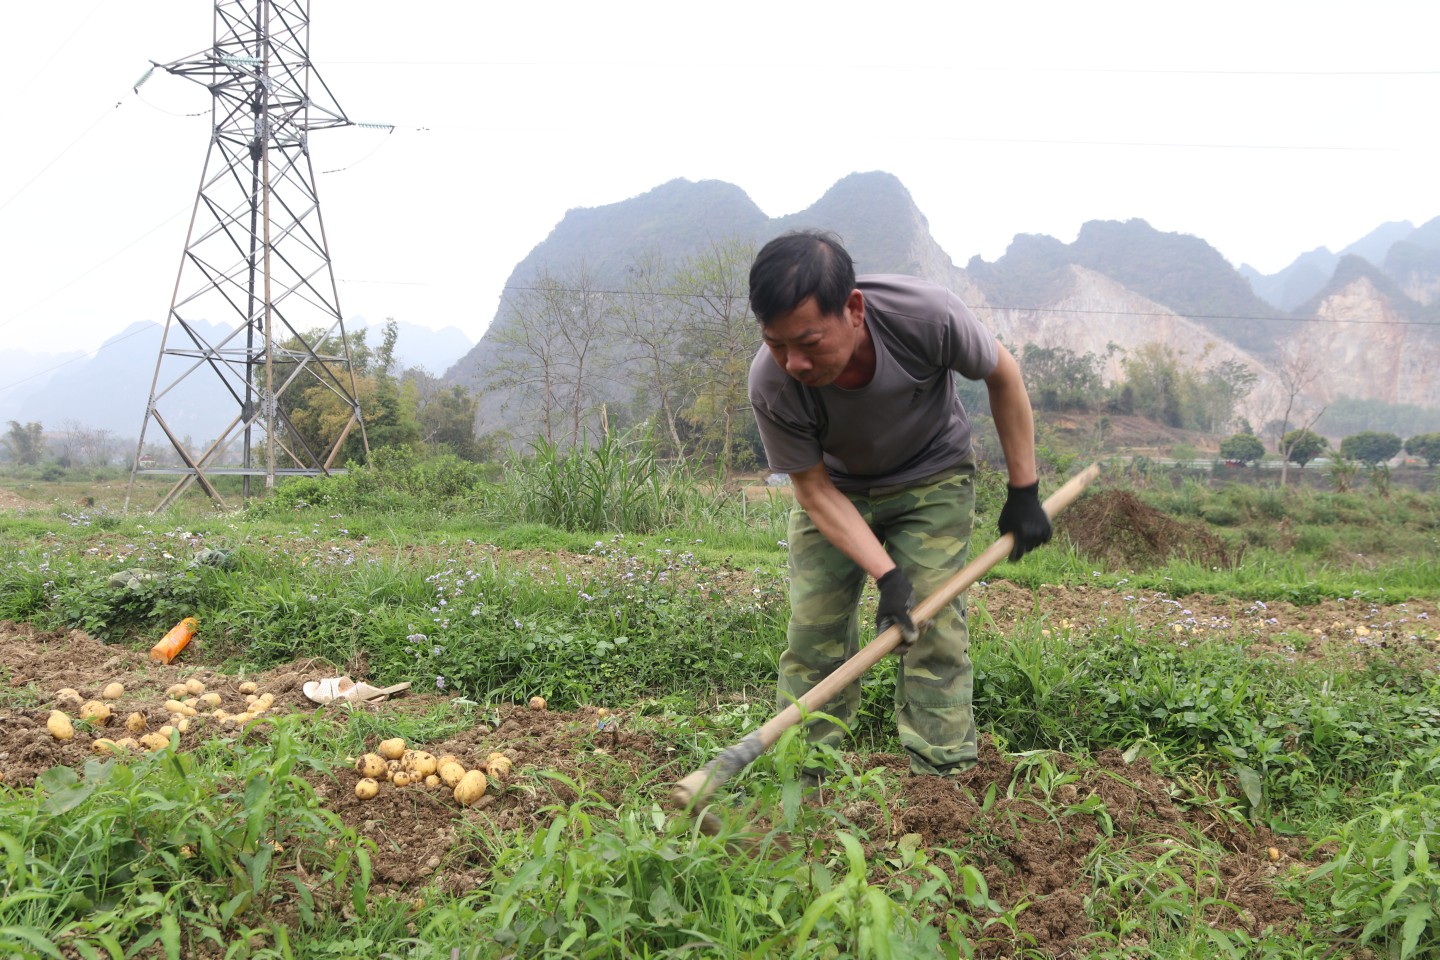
[1059,489,1237,569]
[880,741,1303,956]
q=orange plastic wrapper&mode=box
[149,617,198,664]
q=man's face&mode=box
[761,291,864,387]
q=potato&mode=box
[139,732,171,752]
[453,769,488,806]
[378,738,406,761]
[166,683,189,699]
[79,701,112,724]
[392,771,413,788]
[438,761,466,788]
[182,697,199,708]
[437,754,459,768]
[486,754,513,779]
[198,693,222,709]
[385,759,400,781]
[354,778,379,800]
[92,738,118,755]
[157,725,176,739]
[238,681,257,695]
[125,712,147,735]
[56,687,80,700]
[101,682,125,700]
[164,699,189,714]
[356,753,388,779]
[424,775,441,788]
[528,696,547,711]
[176,718,191,734]
[114,737,140,752]
[184,678,206,696]
[407,751,438,778]
[47,711,75,741]
[244,694,258,705]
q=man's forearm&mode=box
[790,465,894,580]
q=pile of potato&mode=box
[45,676,275,755]
[352,736,515,807]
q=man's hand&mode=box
[998,481,1052,562]
[876,567,919,656]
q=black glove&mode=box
[998,481,1052,562]
[876,567,919,656]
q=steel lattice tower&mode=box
[126,0,368,512]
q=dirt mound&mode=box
[887,743,1303,956]
[1059,489,1237,569]
[0,487,41,511]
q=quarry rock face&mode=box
[1299,276,1440,408]
[982,266,1283,424]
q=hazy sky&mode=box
[0,0,1435,375]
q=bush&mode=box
[1340,431,1403,467]
[1218,433,1265,466]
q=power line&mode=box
[318,60,1440,76]
[0,0,108,121]
[0,204,189,333]
[0,325,153,396]
[495,282,1440,327]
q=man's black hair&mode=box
[748,230,856,326]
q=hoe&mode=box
[671,462,1101,829]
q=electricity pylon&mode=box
[126,0,369,512]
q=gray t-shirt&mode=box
[748,274,999,492]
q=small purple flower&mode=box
[436,676,446,691]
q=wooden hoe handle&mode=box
[670,462,1101,813]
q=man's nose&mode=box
[786,351,811,374]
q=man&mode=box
[747,230,1052,777]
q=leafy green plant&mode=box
[1310,761,1440,959]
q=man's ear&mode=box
[845,289,865,327]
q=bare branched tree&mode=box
[487,265,615,447]
[1272,339,1327,489]
[616,251,692,454]
[671,239,759,471]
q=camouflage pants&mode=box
[779,467,976,776]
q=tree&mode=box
[671,238,760,472]
[1281,429,1327,469]
[55,420,118,469]
[1120,343,1184,427]
[1338,431,1402,467]
[616,251,694,455]
[487,265,615,447]
[1192,359,1258,435]
[1270,339,1326,488]
[1021,344,1106,412]
[403,369,482,459]
[2,421,45,466]
[1404,432,1440,468]
[1218,433,1265,466]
